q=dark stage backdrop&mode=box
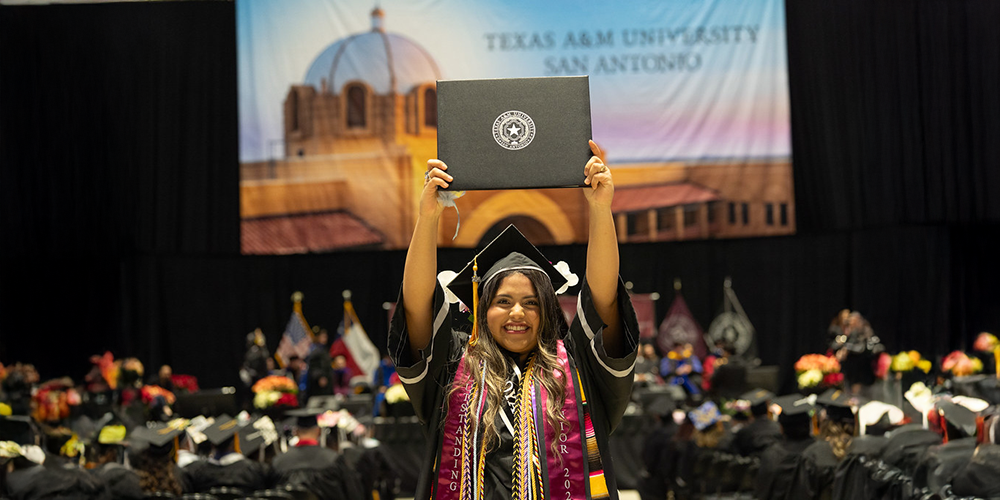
[2,1,999,393]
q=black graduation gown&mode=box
[732,418,782,457]
[183,455,269,493]
[636,423,679,500]
[271,444,364,500]
[831,435,887,500]
[753,437,816,500]
[911,437,976,492]
[6,464,109,500]
[950,443,1000,498]
[879,427,942,476]
[388,278,640,500]
[91,463,143,499]
[789,440,840,500]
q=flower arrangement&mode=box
[973,332,999,352]
[795,353,843,389]
[888,350,932,374]
[32,378,81,423]
[140,385,176,405]
[170,374,199,394]
[252,375,299,409]
[941,351,983,377]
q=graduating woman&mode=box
[389,141,639,500]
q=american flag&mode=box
[275,308,312,368]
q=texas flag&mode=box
[329,291,380,379]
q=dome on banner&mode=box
[303,8,441,95]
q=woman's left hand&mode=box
[583,140,613,209]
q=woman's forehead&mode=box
[496,272,537,294]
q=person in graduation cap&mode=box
[183,415,268,493]
[128,421,191,497]
[732,389,782,458]
[788,389,858,499]
[636,396,680,500]
[87,423,145,500]
[754,394,817,500]
[390,141,640,500]
[272,408,364,500]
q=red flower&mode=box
[274,393,298,408]
[822,372,844,386]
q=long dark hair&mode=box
[449,268,570,456]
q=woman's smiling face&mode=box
[486,272,541,357]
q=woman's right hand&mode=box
[420,159,453,218]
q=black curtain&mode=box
[787,0,1000,230]
[0,2,238,379]
[1,1,998,392]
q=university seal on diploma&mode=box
[492,110,536,150]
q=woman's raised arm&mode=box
[582,140,625,357]
[402,160,452,360]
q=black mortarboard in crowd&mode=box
[773,394,813,424]
[237,416,277,457]
[646,396,676,418]
[816,388,856,423]
[446,225,575,345]
[936,401,978,439]
[741,388,775,416]
[130,422,184,457]
[286,407,325,429]
[202,415,241,451]
[0,416,37,446]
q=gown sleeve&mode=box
[566,276,640,432]
[387,279,463,424]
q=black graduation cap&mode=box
[773,394,813,424]
[741,388,776,407]
[0,416,37,446]
[936,401,978,439]
[447,225,570,310]
[286,407,325,429]
[816,388,856,423]
[646,396,676,417]
[202,415,241,447]
[130,422,184,457]
[237,416,277,457]
[741,388,775,416]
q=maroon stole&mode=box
[436,339,592,500]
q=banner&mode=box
[238,0,792,253]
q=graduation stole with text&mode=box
[436,339,607,500]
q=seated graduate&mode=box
[706,343,749,400]
[87,423,143,500]
[184,415,268,493]
[636,396,680,500]
[4,441,108,499]
[950,443,1000,498]
[789,389,858,499]
[732,389,782,457]
[272,408,364,500]
[754,394,816,500]
[389,141,640,500]
[128,421,191,497]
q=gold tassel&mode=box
[469,258,480,346]
[234,433,241,455]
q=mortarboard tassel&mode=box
[469,258,480,347]
[234,433,241,455]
